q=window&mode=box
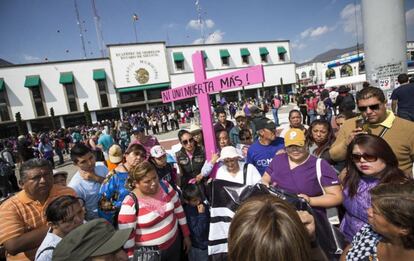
[146,87,169,100]
[119,90,145,104]
[0,91,10,121]
[31,88,46,116]
[301,72,307,79]
[277,47,287,62]
[242,55,249,64]
[340,64,353,77]
[97,80,109,108]
[222,56,229,66]
[261,54,268,63]
[64,83,79,112]
[278,53,285,61]
[309,70,315,77]
[175,60,184,70]
[326,69,336,79]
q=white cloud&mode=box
[292,42,306,50]
[300,26,331,39]
[406,8,414,25]
[340,3,362,36]
[187,19,215,30]
[192,30,224,44]
[23,54,41,62]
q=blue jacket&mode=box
[183,202,209,250]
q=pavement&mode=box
[50,103,297,182]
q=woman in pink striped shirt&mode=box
[118,161,191,260]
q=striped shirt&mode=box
[118,182,190,258]
[0,185,76,261]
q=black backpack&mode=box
[0,158,14,197]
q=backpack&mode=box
[0,159,13,197]
[316,100,327,116]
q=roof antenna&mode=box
[74,0,87,58]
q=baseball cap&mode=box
[234,111,246,119]
[53,218,132,261]
[108,144,123,163]
[150,145,166,158]
[255,118,276,131]
[284,128,306,147]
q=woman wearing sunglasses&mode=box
[340,134,409,243]
[175,130,206,186]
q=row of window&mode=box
[298,61,366,81]
[0,74,110,122]
[173,47,287,71]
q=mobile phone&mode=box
[355,118,365,129]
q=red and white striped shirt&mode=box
[118,182,190,258]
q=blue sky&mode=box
[1,0,413,64]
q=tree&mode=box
[50,107,57,130]
[83,102,92,126]
[15,112,24,135]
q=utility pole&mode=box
[92,0,105,57]
[74,0,87,58]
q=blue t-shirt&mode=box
[98,134,114,152]
[69,163,108,220]
[391,83,414,115]
[246,137,284,175]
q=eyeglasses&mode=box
[351,153,378,163]
[181,138,195,145]
[358,104,381,112]
[240,136,252,141]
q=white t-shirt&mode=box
[215,161,261,185]
[35,230,61,261]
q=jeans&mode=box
[308,110,316,124]
[188,247,208,261]
[271,108,279,126]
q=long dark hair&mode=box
[306,119,335,156]
[344,134,408,197]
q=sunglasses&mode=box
[351,153,378,163]
[181,138,195,145]
[357,103,381,112]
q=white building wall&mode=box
[0,59,115,121]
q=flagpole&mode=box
[132,13,138,43]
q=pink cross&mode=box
[162,51,265,161]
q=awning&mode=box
[0,78,4,92]
[24,75,40,88]
[259,47,269,55]
[93,69,106,81]
[277,46,287,54]
[219,49,230,58]
[240,48,250,56]
[59,72,74,84]
[202,51,208,59]
[324,74,366,88]
[173,52,184,62]
[117,82,170,93]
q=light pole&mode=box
[132,13,139,43]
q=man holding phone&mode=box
[330,86,414,177]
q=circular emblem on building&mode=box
[135,68,149,84]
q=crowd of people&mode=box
[0,76,414,261]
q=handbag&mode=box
[315,158,347,258]
[129,192,161,261]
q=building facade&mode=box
[0,40,296,137]
[296,41,414,90]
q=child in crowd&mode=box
[52,170,68,186]
[182,184,209,261]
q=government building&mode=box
[0,40,296,137]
